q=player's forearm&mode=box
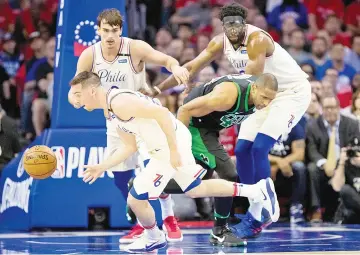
[165,57,180,74]
[157,62,194,92]
[155,108,179,150]
[101,147,136,170]
[245,60,264,75]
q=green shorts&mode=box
[189,125,231,170]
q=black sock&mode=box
[214,197,233,227]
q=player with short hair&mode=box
[69,71,279,253]
[155,2,311,238]
[68,8,189,242]
[177,73,279,245]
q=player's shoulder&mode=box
[79,45,95,60]
[247,28,273,46]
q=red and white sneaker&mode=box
[162,216,183,242]
[119,224,144,243]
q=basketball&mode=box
[23,145,57,179]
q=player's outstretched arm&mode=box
[132,40,189,85]
[177,82,238,127]
[245,32,273,76]
[156,35,223,95]
[83,131,137,184]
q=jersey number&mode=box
[220,114,249,128]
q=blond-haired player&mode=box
[68,8,189,243]
[69,71,279,253]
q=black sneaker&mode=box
[209,224,247,247]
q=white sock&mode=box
[234,183,261,200]
[143,222,162,239]
[248,199,262,221]
[159,193,174,220]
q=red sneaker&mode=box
[162,216,183,242]
[119,224,144,243]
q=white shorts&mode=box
[106,120,150,172]
[131,120,206,200]
[238,79,311,141]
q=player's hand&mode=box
[171,65,190,85]
[83,164,106,184]
[170,150,182,170]
[277,158,293,177]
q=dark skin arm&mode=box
[156,35,224,94]
[177,82,238,127]
[245,32,274,75]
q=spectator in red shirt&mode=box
[324,15,351,48]
[219,126,238,162]
[307,0,344,35]
[0,0,15,34]
[344,0,360,35]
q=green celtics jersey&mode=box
[183,74,256,131]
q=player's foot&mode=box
[290,203,305,224]
[210,224,247,246]
[257,178,280,222]
[123,230,167,253]
[119,224,144,243]
[234,212,263,239]
[261,208,272,229]
[162,216,183,242]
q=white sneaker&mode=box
[257,178,280,222]
[122,230,167,253]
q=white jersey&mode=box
[106,88,178,152]
[92,37,146,92]
[92,37,146,136]
[223,24,308,90]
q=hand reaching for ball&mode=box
[83,164,106,184]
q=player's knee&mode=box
[234,139,253,156]
[252,133,276,157]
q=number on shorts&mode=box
[153,174,163,187]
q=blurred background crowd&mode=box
[0,0,359,225]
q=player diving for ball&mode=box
[153,2,311,238]
[69,71,279,253]
[176,73,279,245]
[68,9,189,242]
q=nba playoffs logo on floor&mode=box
[51,146,113,179]
[73,20,99,56]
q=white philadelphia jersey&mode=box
[92,37,146,92]
[106,88,177,151]
[223,25,308,90]
[92,37,146,137]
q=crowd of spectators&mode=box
[0,0,359,224]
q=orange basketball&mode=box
[23,145,57,179]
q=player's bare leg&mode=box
[122,194,167,253]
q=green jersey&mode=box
[183,74,256,131]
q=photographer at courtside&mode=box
[331,137,360,224]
